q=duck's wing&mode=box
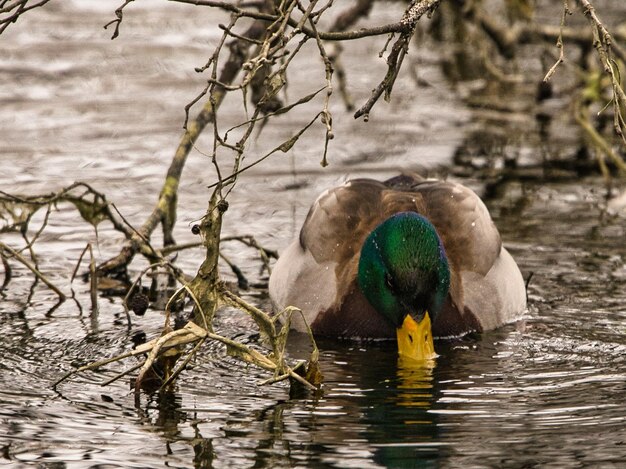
[410,179,502,275]
[299,178,388,266]
[299,179,425,260]
[408,179,526,335]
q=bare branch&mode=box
[0,0,52,35]
[577,0,626,145]
[103,0,135,40]
[543,0,571,82]
[170,0,433,42]
[354,0,442,120]
[0,242,66,300]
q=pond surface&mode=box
[1,1,626,468]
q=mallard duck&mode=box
[269,174,526,360]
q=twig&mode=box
[180,283,210,332]
[103,0,135,40]
[575,103,626,173]
[54,346,149,388]
[220,289,278,350]
[52,325,204,389]
[16,204,51,257]
[134,326,202,393]
[0,182,134,240]
[543,0,571,82]
[222,86,326,141]
[100,361,144,387]
[159,336,206,390]
[466,3,626,63]
[71,244,90,284]
[221,234,277,275]
[159,241,203,256]
[305,9,334,167]
[219,252,249,290]
[0,242,65,300]
[98,13,269,278]
[88,243,98,314]
[578,0,626,146]
[208,111,323,189]
[54,305,319,391]
[0,249,12,292]
[218,22,263,45]
[170,0,427,42]
[0,0,52,35]
[184,14,240,130]
[354,0,442,120]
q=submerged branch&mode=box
[0,242,66,300]
[54,315,319,392]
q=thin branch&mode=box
[159,336,206,390]
[218,22,263,45]
[578,0,626,145]
[221,234,278,275]
[0,249,12,293]
[170,0,428,41]
[100,361,144,387]
[0,0,52,35]
[88,243,98,313]
[354,0,442,120]
[207,111,323,189]
[0,242,66,300]
[134,326,199,393]
[52,324,204,389]
[543,0,571,82]
[305,9,334,167]
[159,241,203,256]
[575,101,626,173]
[103,0,135,40]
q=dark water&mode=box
[2,1,626,468]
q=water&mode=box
[1,1,626,468]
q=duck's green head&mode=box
[357,212,450,360]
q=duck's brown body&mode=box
[269,174,526,339]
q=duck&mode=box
[269,173,527,361]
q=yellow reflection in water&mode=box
[395,357,435,414]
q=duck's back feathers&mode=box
[269,175,526,339]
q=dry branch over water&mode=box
[3,0,626,395]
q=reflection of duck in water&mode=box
[270,174,526,360]
[396,357,435,410]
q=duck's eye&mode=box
[384,273,395,292]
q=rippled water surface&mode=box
[2,1,626,468]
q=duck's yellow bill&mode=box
[396,312,436,361]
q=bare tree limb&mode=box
[103,0,135,40]
[543,0,571,82]
[0,242,66,300]
[96,17,269,277]
[354,0,442,120]
[170,0,431,41]
[0,0,52,35]
[577,0,626,145]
